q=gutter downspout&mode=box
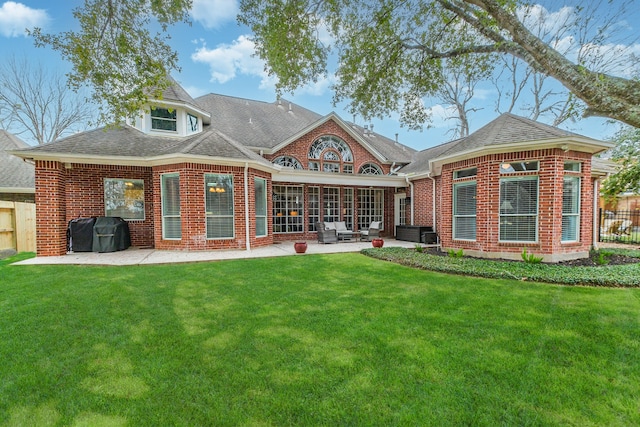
[405,175,414,225]
[426,173,436,233]
[244,162,251,251]
[593,177,600,250]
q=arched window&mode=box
[273,156,303,169]
[358,163,383,175]
[308,135,353,173]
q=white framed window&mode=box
[255,178,267,237]
[343,188,354,230]
[499,176,538,242]
[104,178,145,220]
[273,185,303,233]
[308,135,353,173]
[273,156,303,169]
[562,176,581,242]
[358,163,383,175]
[323,187,340,222]
[564,161,581,172]
[161,173,181,239]
[358,188,384,231]
[151,107,177,132]
[187,113,199,132]
[453,181,477,240]
[454,167,477,179]
[500,161,539,173]
[205,174,234,239]
[308,187,320,231]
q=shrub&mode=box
[414,244,423,253]
[448,248,464,258]
[521,248,543,264]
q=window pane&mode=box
[151,107,177,131]
[273,185,303,233]
[562,176,580,241]
[161,174,181,239]
[499,177,538,242]
[308,187,320,232]
[500,161,539,173]
[454,167,477,179]
[104,178,145,220]
[358,188,383,230]
[255,178,267,237]
[205,174,234,238]
[453,182,476,240]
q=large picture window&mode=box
[205,174,234,239]
[453,181,477,240]
[562,176,581,242]
[499,177,538,242]
[323,187,340,223]
[273,185,303,233]
[308,187,320,231]
[255,178,267,237]
[358,188,384,231]
[161,173,181,239]
[104,178,145,220]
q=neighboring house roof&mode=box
[0,130,35,192]
[11,126,273,169]
[400,113,613,176]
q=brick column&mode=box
[35,161,67,256]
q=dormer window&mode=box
[187,114,199,132]
[151,107,177,132]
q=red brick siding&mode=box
[152,164,274,251]
[427,149,594,258]
[266,119,392,174]
[35,161,67,256]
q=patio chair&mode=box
[316,222,338,244]
[335,221,355,240]
[360,221,381,241]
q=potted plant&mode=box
[294,241,308,253]
[371,238,384,248]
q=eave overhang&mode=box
[424,137,614,177]
[9,151,278,174]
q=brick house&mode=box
[12,79,612,261]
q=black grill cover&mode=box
[92,217,131,253]
[68,217,96,252]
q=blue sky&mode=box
[0,0,636,149]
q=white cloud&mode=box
[426,104,458,128]
[192,35,265,84]
[191,35,335,96]
[190,0,238,30]
[0,1,49,37]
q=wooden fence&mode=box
[0,200,36,252]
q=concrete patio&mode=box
[13,239,418,266]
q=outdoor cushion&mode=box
[335,222,348,231]
[325,222,336,230]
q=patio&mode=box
[13,239,417,266]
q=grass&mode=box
[1,252,640,425]
[363,247,640,287]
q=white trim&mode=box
[273,169,406,187]
[0,187,34,194]
[244,164,251,250]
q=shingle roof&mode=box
[195,93,415,162]
[399,113,607,175]
[0,130,34,190]
[14,125,272,166]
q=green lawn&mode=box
[2,252,640,426]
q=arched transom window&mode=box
[358,163,383,175]
[273,156,303,169]
[308,135,353,174]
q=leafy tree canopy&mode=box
[238,0,640,129]
[601,126,640,199]
[30,0,192,124]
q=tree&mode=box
[32,0,640,130]
[601,126,640,200]
[0,57,95,145]
[30,0,192,125]
[238,0,640,129]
